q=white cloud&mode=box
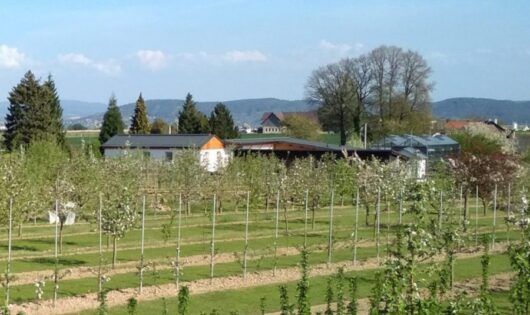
[58,53,91,65]
[319,40,352,55]
[0,45,26,69]
[136,50,168,70]
[58,53,121,75]
[223,50,267,62]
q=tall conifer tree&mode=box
[177,93,208,134]
[43,75,66,146]
[4,71,65,151]
[208,103,238,139]
[129,93,150,134]
[99,95,124,145]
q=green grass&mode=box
[74,253,513,315]
[0,198,519,314]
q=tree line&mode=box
[98,92,239,145]
[307,45,433,145]
[2,71,238,152]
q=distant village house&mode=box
[101,134,228,172]
[260,111,319,133]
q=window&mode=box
[143,151,151,158]
[165,151,173,161]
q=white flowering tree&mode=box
[101,158,140,268]
[169,149,207,215]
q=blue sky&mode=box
[0,0,529,104]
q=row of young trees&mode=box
[99,92,238,145]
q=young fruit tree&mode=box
[100,159,140,268]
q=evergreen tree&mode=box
[129,93,150,134]
[42,75,66,146]
[177,93,208,134]
[99,95,124,145]
[4,71,65,151]
[208,103,238,139]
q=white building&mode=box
[101,134,228,172]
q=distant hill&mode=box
[0,100,107,121]
[3,96,530,128]
[432,97,530,124]
[71,98,314,127]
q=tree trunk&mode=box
[59,222,64,254]
[364,202,371,226]
[283,205,289,235]
[311,204,316,231]
[463,195,469,232]
[112,236,117,269]
[17,222,22,238]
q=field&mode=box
[0,194,518,314]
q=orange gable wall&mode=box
[201,136,225,149]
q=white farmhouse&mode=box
[101,134,228,172]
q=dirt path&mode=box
[8,242,509,315]
[9,238,382,286]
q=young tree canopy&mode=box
[150,118,170,134]
[282,115,321,141]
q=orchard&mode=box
[0,139,526,315]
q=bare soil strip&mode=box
[9,243,509,315]
[9,239,379,286]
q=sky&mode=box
[0,0,529,104]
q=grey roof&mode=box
[226,136,352,152]
[376,134,458,148]
[101,134,216,149]
[394,147,428,159]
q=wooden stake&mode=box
[353,188,359,265]
[243,191,250,280]
[53,199,59,307]
[303,189,308,247]
[439,191,443,232]
[175,193,182,289]
[209,194,216,284]
[492,184,497,249]
[459,185,463,228]
[273,191,280,276]
[507,183,511,244]
[398,188,403,226]
[327,190,334,268]
[139,195,146,294]
[475,185,479,247]
[5,198,13,309]
[98,193,103,298]
[376,188,381,265]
